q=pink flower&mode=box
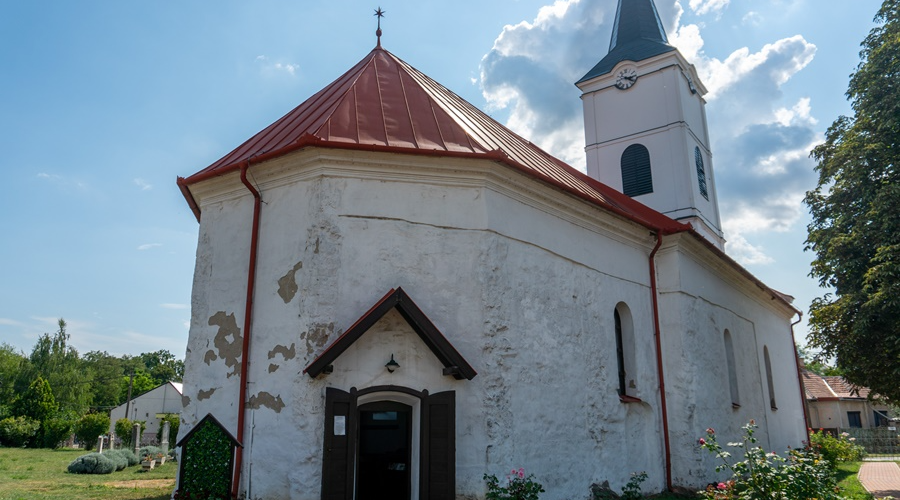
[699,438,706,445]
[706,428,715,435]
[511,469,517,475]
[717,482,727,490]
[518,468,525,479]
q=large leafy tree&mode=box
[19,319,92,413]
[805,0,900,402]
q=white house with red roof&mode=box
[174,1,807,498]
[802,370,895,432]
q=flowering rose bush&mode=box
[484,467,544,500]
[809,429,866,464]
[698,421,842,500]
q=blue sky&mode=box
[0,0,884,358]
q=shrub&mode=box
[40,416,74,449]
[67,452,116,474]
[698,421,841,500]
[484,468,545,500]
[157,413,180,444]
[115,418,146,446]
[0,416,40,447]
[139,445,163,461]
[117,448,140,466]
[73,413,110,450]
[102,449,128,471]
[809,430,866,464]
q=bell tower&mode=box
[576,0,724,249]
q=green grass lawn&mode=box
[836,461,876,500]
[0,447,176,500]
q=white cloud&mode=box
[255,55,299,76]
[0,318,23,327]
[688,0,730,16]
[742,11,762,26]
[134,178,153,190]
[724,232,774,265]
[137,243,162,251]
[160,303,189,310]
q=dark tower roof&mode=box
[578,0,676,83]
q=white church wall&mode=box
[654,240,805,486]
[181,149,674,499]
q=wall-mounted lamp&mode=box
[385,354,400,373]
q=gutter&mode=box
[232,161,262,499]
[648,231,672,491]
[790,313,811,444]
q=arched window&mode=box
[763,346,777,410]
[724,330,739,407]
[621,144,653,197]
[614,303,637,399]
[695,146,708,200]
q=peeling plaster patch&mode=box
[276,261,303,303]
[208,311,243,378]
[197,388,216,401]
[181,395,192,407]
[268,343,296,361]
[203,350,217,365]
[248,392,285,413]
[268,363,279,373]
[301,322,334,356]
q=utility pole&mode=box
[124,372,134,422]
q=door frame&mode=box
[356,392,421,500]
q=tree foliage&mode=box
[73,413,110,450]
[805,0,900,402]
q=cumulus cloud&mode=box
[137,243,162,250]
[134,178,152,190]
[477,0,820,266]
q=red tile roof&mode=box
[803,370,872,400]
[178,46,687,235]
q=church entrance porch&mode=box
[356,401,412,499]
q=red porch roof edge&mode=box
[303,287,477,380]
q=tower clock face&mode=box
[615,68,638,89]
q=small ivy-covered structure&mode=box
[175,413,241,499]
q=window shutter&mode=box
[322,387,356,500]
[421,391,455,500]
[621,144,653,197]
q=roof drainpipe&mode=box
[790,313,811,444]
[233,161,261,500]
[648,231,672,491]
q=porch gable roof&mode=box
[303,287,477,380]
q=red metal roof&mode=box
[179,45,687,234]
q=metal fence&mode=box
[844,427,900,460]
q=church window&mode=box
[614,303,637,400]
[763,346,777,410]
[724,330,739,407]
[695,146,708,200]
[621,144,653,197]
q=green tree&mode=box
[73,412,110,450]
[0,343,26,419]
[20,319,92,413]
[83,350,128,409]
[804,0,900,403]
[12,376,58,423]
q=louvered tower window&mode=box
[695,146,709,200]
[621,144,653,197]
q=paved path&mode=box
[858,462,900,499]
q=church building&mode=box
[175,1,807,498]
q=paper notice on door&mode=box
[334,416,346,436]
